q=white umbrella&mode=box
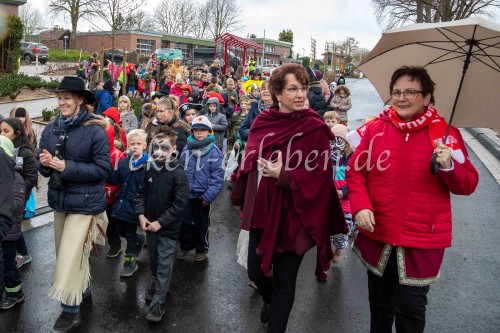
[358,17,500,129]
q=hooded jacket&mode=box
[12,138,38,203]
[102,107,128,145]
[135,158,188,239]
[96,89,114,115]
[205,97,228,149]
[6,162,25,242]
[38,109,112,215]
[145,116,191,154]
[0,141,14,242]
[307,82,327,116]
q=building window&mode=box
[137,39,155,53]
[265,45,274,53]
[175,42,193,61]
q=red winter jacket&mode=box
[347,118,478,250]
[104,125,125,205]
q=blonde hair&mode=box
[118,95,131,112]
[157,96,178,111]
[127,129,147,143]
[344,140,354,158]
[323,111,340,121]
[10,105,35,146]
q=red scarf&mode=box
[356,104,465,163]
[239,107,347,281]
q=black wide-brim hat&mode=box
[49,76,96,104]
[179,103,203,116]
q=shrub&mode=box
[41,108,53,121]
[49,49,92,63]
[0,73,60,100]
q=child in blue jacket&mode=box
[107,129,148,277]
[179,116,224,261]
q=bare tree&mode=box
[19,3,43,41]
[204,0,244,38]
[155,0,196,35]
[48,0,95,49]
[371,0,500,30]
[122,10,157,32]
[190,3,212,38]
[89,0,142,62]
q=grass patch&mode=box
[49,49,92,63]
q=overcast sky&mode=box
[30,0,499,56]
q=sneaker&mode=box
[146,302,165,322]
[194,252,207,262]
[177,249,189,260]
[120,254,138,277]
[260,303,271,324]
[16,254,32,269]
[1,291,25,310]
[332,248,345,264]
[106,245,123,258]
[145,282,156,302]
[53,311,81,331]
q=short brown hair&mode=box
[268,63,309,108]
[389,66,435,104]
[323,111,340,121]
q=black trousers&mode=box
[106,205,121,249]
[117,220,139,255]
[368,249,430,333]
[248,229,304,333]
[179,199,210,253]
[2,240,21,293]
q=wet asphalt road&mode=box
[0,78,499,332]
[1,149,499,333]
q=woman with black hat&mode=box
[38,76,111,331]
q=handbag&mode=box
[236,229,249,269]
[23,190,36,219]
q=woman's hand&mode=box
[39,149,53,167]
[354,209,376,233]
[434,143,452,169]
[49,157,66,172]
[337,190,343,199]
[258,151,283,179]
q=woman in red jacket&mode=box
[346,66,479,333]
[231,63,347,332]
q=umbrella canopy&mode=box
[358,17,500,128]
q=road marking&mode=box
[460,129,500,185]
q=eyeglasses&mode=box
[285,86,309,95]
[390,89,423,100]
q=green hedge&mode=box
[49,49,92,62]
[0,73,60,100]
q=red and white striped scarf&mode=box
[355,104,465,164]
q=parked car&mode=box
[154,48,183,62]
[20,42,49,64]
[104,49,125,63]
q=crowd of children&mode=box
[0,62,358,330]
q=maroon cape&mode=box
[235,107,347,281]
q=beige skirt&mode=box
[48,212,99,306]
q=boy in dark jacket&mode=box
[107,129,148,277]
[0,136,25,310]
[178,116,224,262]
[136,129,188,322]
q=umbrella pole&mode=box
[431,38,477,174]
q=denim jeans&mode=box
[2,241,21,293]
[179,199,210,253]
[16,233,28,256]
[117,220,139,255]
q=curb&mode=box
[466,128,500,161]
[35,206,52,217]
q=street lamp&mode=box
[64,36,68,54]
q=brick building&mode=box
[0,0,26,15]
[75,30,214,64]
[39,27,70,50]
[249,38,293,65]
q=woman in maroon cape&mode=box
[230,63,347,332]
